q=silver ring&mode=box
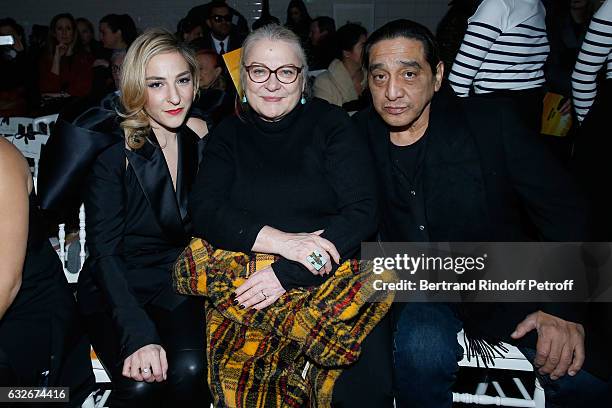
[261,290,268,300]
[142,368,150,374]
[306,249,327,271]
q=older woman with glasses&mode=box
[188,24,393,407]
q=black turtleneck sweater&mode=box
[189,98,377,290]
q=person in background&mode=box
[98,14,137,53]
[76,17,101,56]
[571,0,612,240]
[0,138,94,407]
[448,0,549,130]
[94,48,126,111]
[308,16,336,70]
[38,13,94,99]
[0,18,35,116]
[176,16,204,43]
[285,0,312,45]
[543,0,594,163]
[313,23,367,110]
[546,0,593,103]
[91,14,137,98]
[191,48,234,129]
[252,0,280,31]
[201,0,245,54]
[435,0,479,77]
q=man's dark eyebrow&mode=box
[369,60,422,71]
[399,60,422,69]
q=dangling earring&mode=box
[241,95,247,103]
[300,95,306,105]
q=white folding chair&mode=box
[453,330,545,407]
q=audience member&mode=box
[572,0,612,122]
[191,48,234,129]
[98,13,137,52]
[448,0,549,129]
[571,0,612,240]
[0,138,94,406]
[285,0,312,45]
[544,0,594,162]
[198,0,245,54]
[76,17,101,56]
[356,18,611,408]
[38,13,94,101]
[0,18,35,116]
[252,0,280,31]
[41,29,213,407]
[189,24,392,407]
[313,22,367,110]
[435,0,479,77]
[176,16,204,43]
[546,0,592,100]
[91,14,137,99]
[308,16,336,70]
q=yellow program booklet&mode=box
[541,92,572,137]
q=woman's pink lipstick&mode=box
[165,108,184,116]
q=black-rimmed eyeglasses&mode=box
[244,64,303,84]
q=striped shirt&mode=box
[449,0,549,97]
[571,0,612,122]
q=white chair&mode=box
[453,330,545,407]
[80,348,112,408]
[3,115,57,182]
[55,203,87,283]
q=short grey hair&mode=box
[240,24,309,97]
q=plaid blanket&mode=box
[173,238,394,408]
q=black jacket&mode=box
[76,125,205,359]
[354,87,612,379]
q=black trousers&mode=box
[84,296,211,408]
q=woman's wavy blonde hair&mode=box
[119,28,200,149]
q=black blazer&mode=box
[76,125,205,359]
[196,32,243,54]
[353,88,612,379]
[355,87,589,244]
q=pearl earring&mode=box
[241,95,247,103]
[300,96,306,105]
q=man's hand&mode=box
[511,311,585,380]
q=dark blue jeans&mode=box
[392,303,612,408]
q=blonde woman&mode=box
[76,29,211,407]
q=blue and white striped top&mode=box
[571,0,612,123]
[449,0,549,97]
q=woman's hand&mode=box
[55,44,68,58]
[234,267,286,310]
[276,230,341,275]
[122,344,168,383]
